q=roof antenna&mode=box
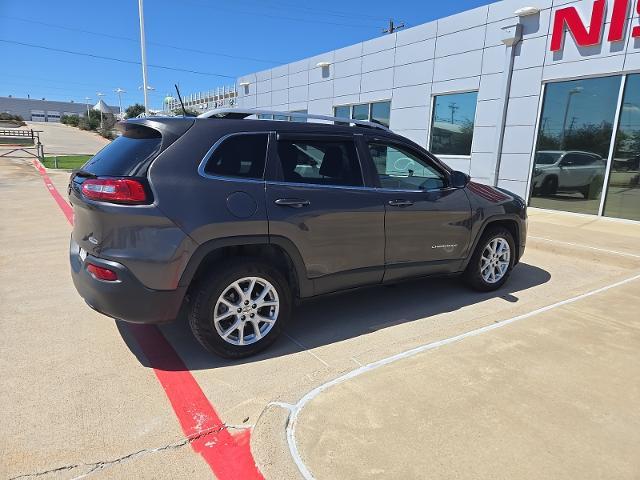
[174,83,187,117]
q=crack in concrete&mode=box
[9,425,232,480]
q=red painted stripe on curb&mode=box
[31,160,263,480]
[128,325,262,480]
[32,159,74,224]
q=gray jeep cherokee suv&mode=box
[69,109,527,358]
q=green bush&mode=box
[78,110,102,131]
[0,112,26,126]
[61,114,80,127]
[98,128,116,140]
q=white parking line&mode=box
[529,236,640,259]
[284,272,640,480]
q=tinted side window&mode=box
[204,134,268,179]
[276,139,363,187]
[369,142,446,191]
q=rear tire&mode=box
[188,258,292,358]
[464,227,516,292]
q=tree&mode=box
[125,103,146,119]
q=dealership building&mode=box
[221,0,640,222]
[0,96,118,122]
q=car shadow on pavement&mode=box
[118,262,550,371]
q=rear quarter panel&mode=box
[148,120,271,246]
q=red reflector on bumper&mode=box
[87,263,118,281]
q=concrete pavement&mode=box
[291,278,640,479]
[256,211,640,479]
[0,158,212,479]
[2,150,639,479]
[26,121,109,155]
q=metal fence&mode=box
[0,129,44,160]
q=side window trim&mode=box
[365,138,451,192]
[272,134,367,189]
[198,131,272,182]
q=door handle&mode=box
[388,199,414,207]
[274,198,311,208]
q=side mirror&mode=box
[450,170,470,189]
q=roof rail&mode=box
[197,108,391,132]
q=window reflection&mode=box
[605,75,640,221]
[333,101,391,127]
[530,76,621,215]
[371,101,391,127]
[430,92,478,156]
[352,104,369,121]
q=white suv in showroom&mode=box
[532,151,606,199]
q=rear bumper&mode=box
[70,237,185,324]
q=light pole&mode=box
[114,88,126,119]
[561,86,583,148]
[96,92,105,129]
[84,96,91,118]
[138,0,150,116]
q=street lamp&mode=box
[114,88,126,119]
[561,86,584,148]
[138,0,150,116]
[84,96,91,117]
[96,92,105,129]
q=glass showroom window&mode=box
[530,76,621,216]
[604,75,640,222]
[333,101,391,128]
[370,101,391,127]
[290,110,307,123]
[429,92,478,156]
[352,104,369,121]
[334,105,350,125]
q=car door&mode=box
[558,152,602,188]
[266,133,385,295]
[363,138,473,282]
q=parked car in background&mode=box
[69,109,527,358]
[532,150,606,199]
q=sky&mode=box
[0,0,494,111]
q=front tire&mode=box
[540,176,558,196]
[188,258,292,358]
[464,227,516,292]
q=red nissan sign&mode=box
[551,0,640,51]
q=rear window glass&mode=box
[204,134,268,180]
[81,126,161,176]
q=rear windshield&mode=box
[81,125,161,176]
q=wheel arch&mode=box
[178,235,313,299]
[463,216,522,270]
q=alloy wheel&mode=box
[480,237,511,284]
[212,276,279,346]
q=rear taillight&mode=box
[86,263,119,281]
[81,178,148,204]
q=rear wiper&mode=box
[73,169,97,179]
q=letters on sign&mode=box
[550,0,640,52]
